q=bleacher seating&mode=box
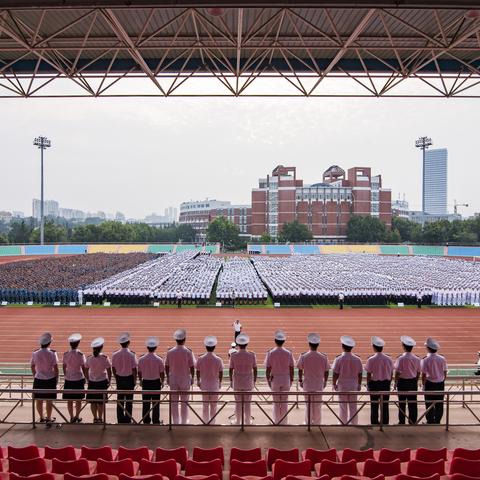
[380,245,410,255]
[293,245,319,254]
[412,246,444,256]
[265,245,291,255]
[447,246,480,258]
[24,245,55,255]
[0,245,21,256]
[0,445,479,480]
[57,245,87,254]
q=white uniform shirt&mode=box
[86,354,111,382]
[63,349,86,381]
[265,347,294,380]
[229,350,257,389]
[365,352,394,381]
[421,353,448,383]
[297,350,330,391]
[138,352,165,381]
[332,352,363,383]
[111,348,137,377]
[165,345,195,379]
[196,352,224,390]
[31,348,58,380]
[394,352,421,379]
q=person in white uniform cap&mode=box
[31,332,59,427]
[332,336,363,425]
[62,333,87,424]
[394,335,421,424]
[165,329,195,424]
[421,337,448,424]
[365,336,394,425]
[138,337,164,424]
[265,330,294,425]
[85,337,112,423]
[111,332,137,424]
[196,336,224,424]
[229,333,257,425]
[297,333,330,425]
[228,342,238,358]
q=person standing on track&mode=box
[229,333,257,425]
[165,329,195,424]
[138,336,164,425]
[233,320,242,342]
[112,332,137,424]
[31,332,59,428]
[394,335,421,425]
[297,333,329,425]
[62,333,87,424]
[196,335,224,425]
[332,336,363,425]
[365,336,394,425]
[421,337,448,424]
[86,337,112,424]
[265,330,295,425]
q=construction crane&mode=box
[452,200,469,215]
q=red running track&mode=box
[0,307,479,365]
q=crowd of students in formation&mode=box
[31,321,448,427]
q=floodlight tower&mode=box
[33,136,52,245]
[415,136,433,213]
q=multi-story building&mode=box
[179,199,251,241]
[392,198,410,219]
[32,199,59,219]
[59,208,86,220]
[251,165,391,240]
[423,148,448,215]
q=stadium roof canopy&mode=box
[1,1,480,97]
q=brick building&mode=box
[251,165,391,240]
[179,199,251,242]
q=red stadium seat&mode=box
[395,475,440,480]
[96,459,137,477]
[51,458,91,476]
[315,459,358,477]
[185,460,223,479]
[272,460,311,480]
[231,475,273,480]
[120,475,166,480]
[302,449,337,469]
[406,460,445,477]
[449,458,480,476]
[450,475,480,480]
[452,449,480,461]
[118,447,152,463]
[230,449,263,465]
[140,459,181,480]
[155,448,189,471]
[64,474,110,480]
[9,474,54,480]
[44,446,77,462]
[266,450,300,471]
[8,446,41,460]
[414,449,447,463]
[8,457,48,476]
[342,449,375,463]
[378,449,411,463]
[192,448,224,467]
[230,460,268,479]
[363,459,402,478]
[176,475,220,480]
[81,447,114,462]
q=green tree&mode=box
[278,221,313,242]
[422,220,450,244]
[0,233,8,244]
[347,215,387,243]
[8,219,35,244]
[175,224,196,243]
[260,232,271,243]
[206,216,242,250]
[30,220,68,243]
[384,228,402,244]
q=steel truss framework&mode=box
[1,2,480,97]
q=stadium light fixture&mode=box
[415,136,433,214]
[33,136,52,246]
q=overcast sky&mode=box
[1,91,479,219]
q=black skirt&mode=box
[87,379,109,403]
[63,378,86,400]
[33,377,57,400]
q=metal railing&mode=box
[0,386,477,431]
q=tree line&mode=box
[0,218,196,244]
